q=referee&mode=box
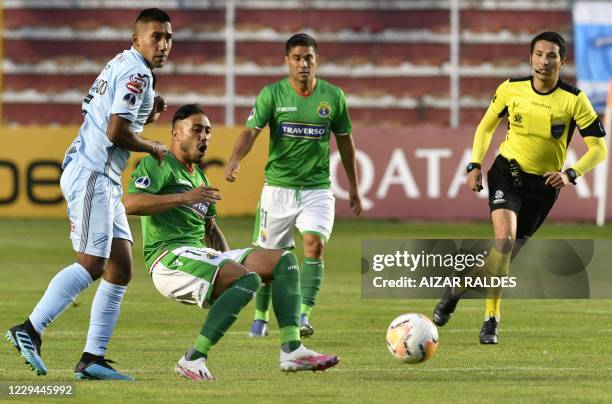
[433,31,607,344]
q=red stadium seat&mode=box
[1,5,573,126]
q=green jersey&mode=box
[245,77,352,188]
[127,153,217,269]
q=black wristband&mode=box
[564,168,577,185]
[466,162,481,173]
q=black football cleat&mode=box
[74,353,134,380]
[479,317,499,344]
[6,320,47,375]
[432,289,461,326]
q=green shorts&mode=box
[150,245,253,308]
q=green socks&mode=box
[254,283,272,322]
[254,256,325,320]
[272,252,301,349]
[300,257,324,315]
[191,271,261,358]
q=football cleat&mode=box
[6,321,47,376]
[433,288,461,326]
[248,319,269,337]
[175,354,215,381]
[479,317,499,344]
[279,345,339,372]
[299,314,314,337]
[74,356,134,380]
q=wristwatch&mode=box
[564,168,577,185]
[466,162,481,173]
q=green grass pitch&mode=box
[1,218,611,403]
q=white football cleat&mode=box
[175,354,215,381]
[279,345,339,372]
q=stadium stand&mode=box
[2,0,573,126]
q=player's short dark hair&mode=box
[530,31,566,60]
[172,104,205,126]
[135,8,171,24]
[285,33,317,55]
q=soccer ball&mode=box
[386,313,439,364]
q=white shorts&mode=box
[150,246,253,308]
[252,185,335,249]
[60,161,132,259]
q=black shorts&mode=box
[487,155,559,239]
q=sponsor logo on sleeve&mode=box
[247,108,256,121]
[123,93,136,107]
[126,74,147,94]
[279,122,328,140]
[135,176,150,189]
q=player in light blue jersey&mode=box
[6,8,172,380]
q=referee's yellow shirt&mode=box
[487,77,600,175]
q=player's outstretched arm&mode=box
[124,184,221,216]
[336,134,362,215]
[204,217,230,252]
[107,114,167,163]
[225,128,261,182]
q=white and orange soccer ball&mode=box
[386,313,439,364]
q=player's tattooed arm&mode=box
[204,217,230,252]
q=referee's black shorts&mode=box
[487,155,559,239]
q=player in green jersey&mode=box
[225,33,362,337]
[125,104,339,380]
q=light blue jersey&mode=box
[63,47,155,184]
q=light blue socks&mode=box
[84,279,127,356]
[29,263,93,335]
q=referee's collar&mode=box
[530,76,560,96]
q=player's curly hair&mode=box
[285,33,318,55]
[172,104,205,126]
[530,31,566,60]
